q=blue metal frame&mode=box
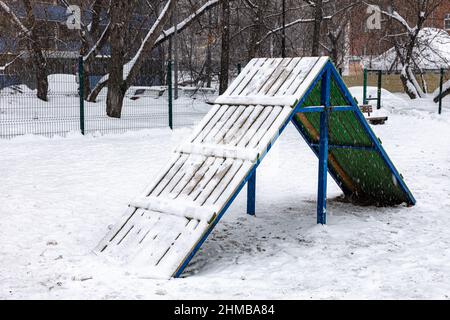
[174,59,415,278]
[247,172,256,216]
[317,67,331,225]
[298,106,354,113]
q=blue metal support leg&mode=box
[317,111,329,225]
[317,66,331,225]
[247,171,256,216]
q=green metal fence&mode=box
[0,58,213,139]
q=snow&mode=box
[177,142,259,161]
[365,28,450,71]
[129,196,217,222]
[349,86,409,111]
[1,94,450,299]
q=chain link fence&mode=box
[0,57,214,139]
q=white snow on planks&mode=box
[94,103,291,278]
[95,56,330,278]
[215,57,328,106]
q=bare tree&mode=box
[376,0,443,99]
[0,0,48,101]
[87,0,221,118]
[219,0,230,94]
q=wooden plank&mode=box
[214,95,297,107]
[247,106,282,148]
[145,217,191,267]
[202,160,244,206]
[177,143,258,162]
[177,157,216,199]
[255,106,292,151]
[187,157,227,202]
[228,58,268,96]
[131,214,187,266]
[157,219,207,273]
[237,106,273,148]
[283,58,320,95]
[219,106,255,145]
[185,104,221,143]
[192,105,229,144]
[228,105,265,146]
[114,210,164,262]
[257,58,294,96]
[210,105,246,145]
[95,206,139,253]
[265,58,302,96]
[154,218,199,268]
[292,57,329,97]
[194,158,235,205]
[213,161,254,207]
[158,155,206,198]
[240,58,283,96]
[275,57,309,95]
[201,106,238,144]
[222,58,260,96]
[295,113,357,193]
[150,154,189,197]
[140,154,183,197]
[104,208,152,260]
[166,156,208,199]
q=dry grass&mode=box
[343,73,448,94]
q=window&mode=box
[445,14,450,30]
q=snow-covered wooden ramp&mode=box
[95,56,415,278]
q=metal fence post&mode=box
[168,60,173,130]
[377,70,382,110]
[78,56,85,135]
[363,68,367,105]
[439,68,444,115]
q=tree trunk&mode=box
[400,65,423,99]
[79,0,104,97]
[106,0,130,118]
[328,32,339,66]
[311,0,323,57]
[219,0,230,95]
[23,0,48,101]
[247,0,265,60]
[32,46,48,102]
[88,0,214,104]
[206,9,213,88]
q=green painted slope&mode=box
[293,77,412,205]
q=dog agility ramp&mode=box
[95,57,415,278]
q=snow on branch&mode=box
[256,15,332,46]
[0,1,31,35]
[383,10,416,34]
[0,53,24,71]
[88,0,220,101]
[83,22,111,62]
[123,0,175,79]
[362,2,416,34]
[154,0,220,47]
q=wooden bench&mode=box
[359,104,388,125]
[130,87,166,100]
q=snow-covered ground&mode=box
[1,93,450,299]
